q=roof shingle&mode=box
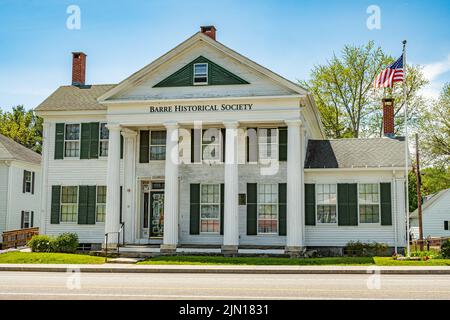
[0,134,41,165]
[305,138,407,169]
[34,84,115,111]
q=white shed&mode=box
[410,188,450,239]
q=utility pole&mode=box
[415,133,424,250]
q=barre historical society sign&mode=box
[149,103,253,113]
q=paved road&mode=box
[0,271,450,299]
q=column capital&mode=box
[106,123,121,131]
[121,128,137,138]
[164,121,179,129]
[285,119,302,127]
[223,121,239,129]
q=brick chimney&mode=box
[200,26,216,40]
[72,52,86,86]
[382,98,395,138]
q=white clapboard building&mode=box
[410,188,450,240]
[35,26,407,254]
[0,134,41,244]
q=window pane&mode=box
[194,63,207,75]
[99,141,109,157]
[100,123,109,139]
[257,184,278,234]
[65,141,80,157]
[316,184,337,223]
[200,184,220,233]
[65,124,80,140]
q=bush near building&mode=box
[27,233,78,253]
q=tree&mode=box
[301,41,428,138]
[420,83,450,166]
[0,106,43,153]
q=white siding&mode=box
[422,191,450,238]
[0,163,9,238]
[42,121,123,243]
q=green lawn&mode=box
[138,255,450,266]
[0,252,105,264]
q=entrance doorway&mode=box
[142,181,165,239]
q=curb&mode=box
[1,264,450,274]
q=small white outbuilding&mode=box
[410,188,450,239]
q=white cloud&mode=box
[419,54,450,100]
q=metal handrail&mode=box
[104,222,125,263]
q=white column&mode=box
[285,120,304,254]
[222,121,239,253]
[39,121,51,235]
[121,129,137,244]
[104,124,121,247]
[161,122,179,253]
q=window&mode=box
[99,123,109,157]
[96,186,107,222]
[24,170,32,193]
[200,184,220,233]
[64,124,80,157]
[202,128,221,161]
[316,184,337,223]
[60,186,78,222]
[359,183,380,223]
[257,184,278,234]
[21,211,32,228]
[150,131,166,160]
[258,128,278,161]
[193,63,208,85]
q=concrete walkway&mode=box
[1,263,450,274]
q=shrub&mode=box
[52,233,79,253]
[441,240,450,258]
[345,241,389,257]
[27,235,53,252]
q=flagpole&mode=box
[402,40,410,257]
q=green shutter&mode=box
[190,184,200,235]
[120,135,124,159]
[54,123,65,159]
[78,185,88,224]
[139,130,149,163]
[348,184,358,225]
[80,123,91,159]
[278,183,287,236]
[338,183,358,226]
[87,186,97,224]
[221,128,226,163]
[51,185,61,224]
[278,127,287,161]
[380,183,392,226]
[445,221,449,231]
[220,184,224,235]
[154,56,249,87]
[247,183,257,235]
[89,122,99,159]
[305,184,316,225]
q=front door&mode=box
[149,191,164,238]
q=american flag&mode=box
[374,54,404,88]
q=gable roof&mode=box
[410,188,450,218]
[35,84,114,112]
[98,32,308,102]
[0,134,41,165]
[304,138,406,169]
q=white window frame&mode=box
[257,183,279,235]
[95,185,107,223]
[99,123,109,158]
[193,63,208,85]
[257,128,279,162]
[200,183,221,234]
[24,170,32,193]
[316,183,338,224]
[357,183,381,225]
[64,123,81,158]
[149,130,166,161]
[60,186,78,223]
[21,211,31,229]
[201,128,221,162]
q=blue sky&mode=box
[1,0,449,111]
